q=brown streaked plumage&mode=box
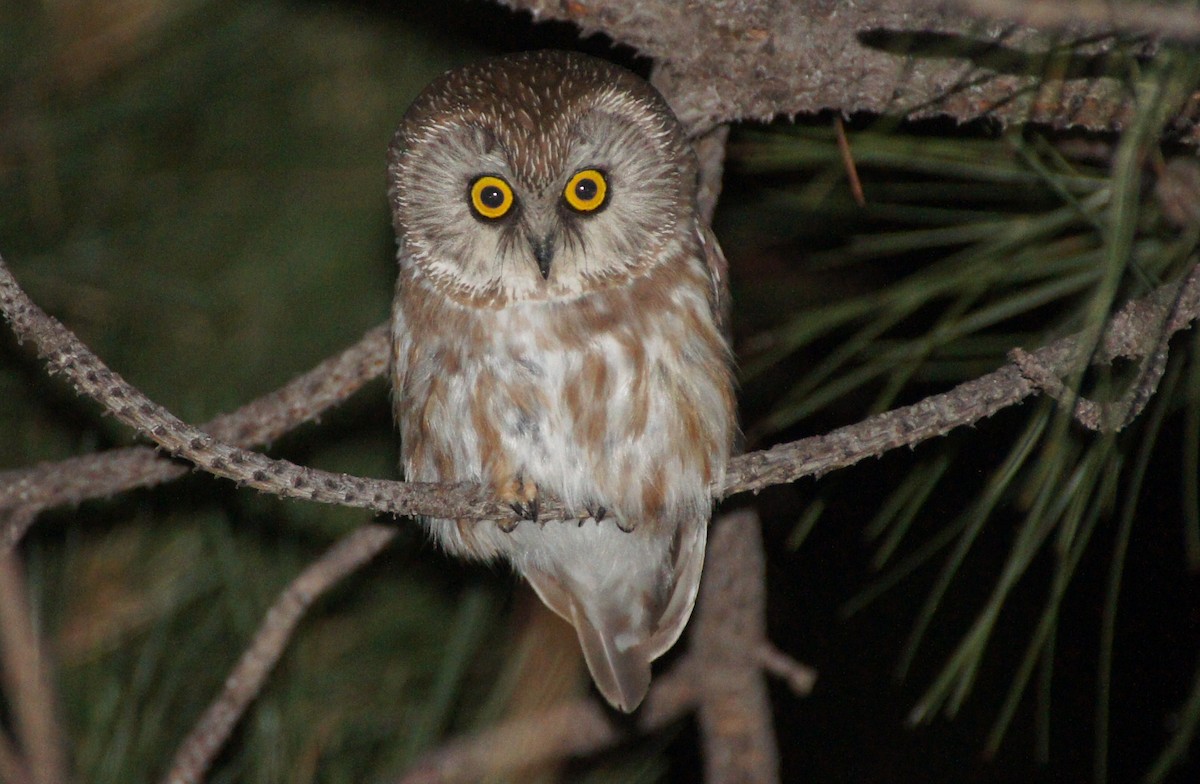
[388,50,737,712]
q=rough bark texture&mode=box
[503,0,1198,141]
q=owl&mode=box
[388,50,736,712]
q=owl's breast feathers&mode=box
[394,238,733,530]
[391,233,735,711]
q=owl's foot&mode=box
[582,503,632,531]
[498,474,539,531]
[582,503,634,531]
[508,497,539,525]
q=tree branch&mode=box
[722,262,1200,493]
[691,510,792,784]
[3,253,1200,530]
[159,523,397,784]
[500,0,1198,141]
[0,511,69,784]
[0,253,517,524]
[0,325,388,546]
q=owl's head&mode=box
[388,50,698,305]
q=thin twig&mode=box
[159,523,397,784]
[1008,263,1200,431]
[756,643,818,696]
[721,261,1200,494]
[0,323,388,545]
[834,116,867,207]
[0,511,69,784]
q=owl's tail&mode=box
[522,520,708,713]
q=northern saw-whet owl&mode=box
[388,50,736,712]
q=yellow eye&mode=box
[563,169,608,213]
[469,175,514,220]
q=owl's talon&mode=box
[508,500,536,523]
[616,516,635,533]
[584,504,607,523]
[508,495,539,524]
[497,473,539,527]
[499,513,522,533]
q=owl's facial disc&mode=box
[390,66,695,305]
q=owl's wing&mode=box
[700,224,743,458]
[643,512,708,661]
[389,239,412,392]
[698,224,731,341]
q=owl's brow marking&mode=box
[471,123,499,154]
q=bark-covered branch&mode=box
[159,524,397,784]
[2,252,1199,531]
[501,0,1199,140]
[0,325,387,544]
[724,260,1200,493]
[0,512,68,784]
[0,254,507,524]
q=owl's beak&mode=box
[528,233,555,280]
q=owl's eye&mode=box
[469,175,515,220]
[563,169,608,213]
